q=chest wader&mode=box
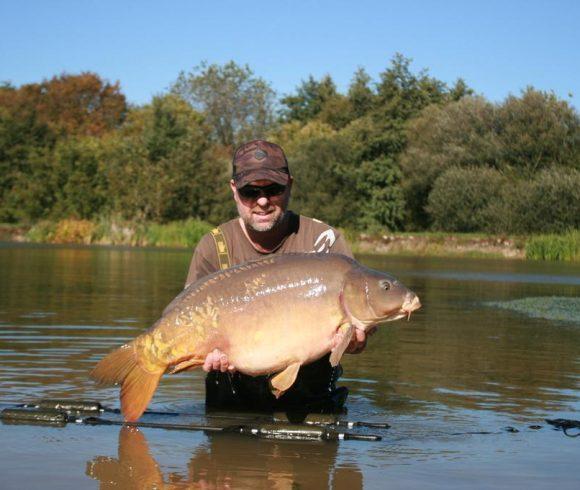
[204,227,348,413]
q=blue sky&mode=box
[1,0,578,107]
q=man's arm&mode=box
[183,233,237,372]
[184,234,220,288]
[161,234,219,317]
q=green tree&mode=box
[361,53,451,162]
[496,88,580,175]
[400,96,499,229]
[347,67,375,119]
[0,74,126,222]
[281,75,342,123]
[283,130,360,228]
[0,73,126,138]
[172,61,275,147]
[0,144,55,222]
[49,137,107,219]
[401,89,580,230]
[355,156,405,231]
[0,93,56,222]
[103,95,212,222]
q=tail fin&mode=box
[90,344,163,422]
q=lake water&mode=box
[0,243,579,489]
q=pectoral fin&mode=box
[330,323,354,367]
[168,357,205,374]
[269,362,301,398]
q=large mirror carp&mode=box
[91,253,421,421]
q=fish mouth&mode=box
[401,294,421,321]
[348,292,422,328]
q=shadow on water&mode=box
[1,243,579,488]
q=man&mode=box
[185,139,370,412]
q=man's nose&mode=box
[256,196,270,206]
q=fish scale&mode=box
[91,253,420,421]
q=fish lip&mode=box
[367,311,408,325]
[381,312,409,322]
[360,297,421,325]
[379,296,421,323]
[402,296,421,313]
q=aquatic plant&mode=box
[488,296,580,324]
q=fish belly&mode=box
[219,302,343,376]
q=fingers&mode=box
[202,350,216,372]
[354,328,366,343]
[345,328,369,354]
[202,348,235,373]
[219,352,229,372]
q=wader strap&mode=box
[210,227,231,270]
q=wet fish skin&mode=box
[90,253,420,421]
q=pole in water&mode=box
[82,417,382,441]
[19,398,391,430]
[2,408,382,442]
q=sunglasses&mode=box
[238,183,287,200]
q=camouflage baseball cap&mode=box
[232,140,290,188]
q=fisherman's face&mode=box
[231,178,293,232]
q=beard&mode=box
[244,209,287,233]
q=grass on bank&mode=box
[525,230,580,261]
[5,219,579,262]
[349,230,527,259]
[25,218,213,248]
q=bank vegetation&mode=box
[1,56,578,260]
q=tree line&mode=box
[1,55,579,234]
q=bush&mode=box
[502,167,580,234]
[52,219,96,244]
[426,166,507,232]
[27,219,96,244]
[401,89,580,230]
[400,96,499,229]
[26,220,57,242]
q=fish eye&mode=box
[379,280,391,291]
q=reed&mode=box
[525,230,580,261]
[143,219,213,248]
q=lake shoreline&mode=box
[353,233,525,259]
[0,222,528,260]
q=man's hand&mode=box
[203,348,236,373]
[345,327,377,354]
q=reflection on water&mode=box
[87,426,362,489]
[1,243,579,488]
